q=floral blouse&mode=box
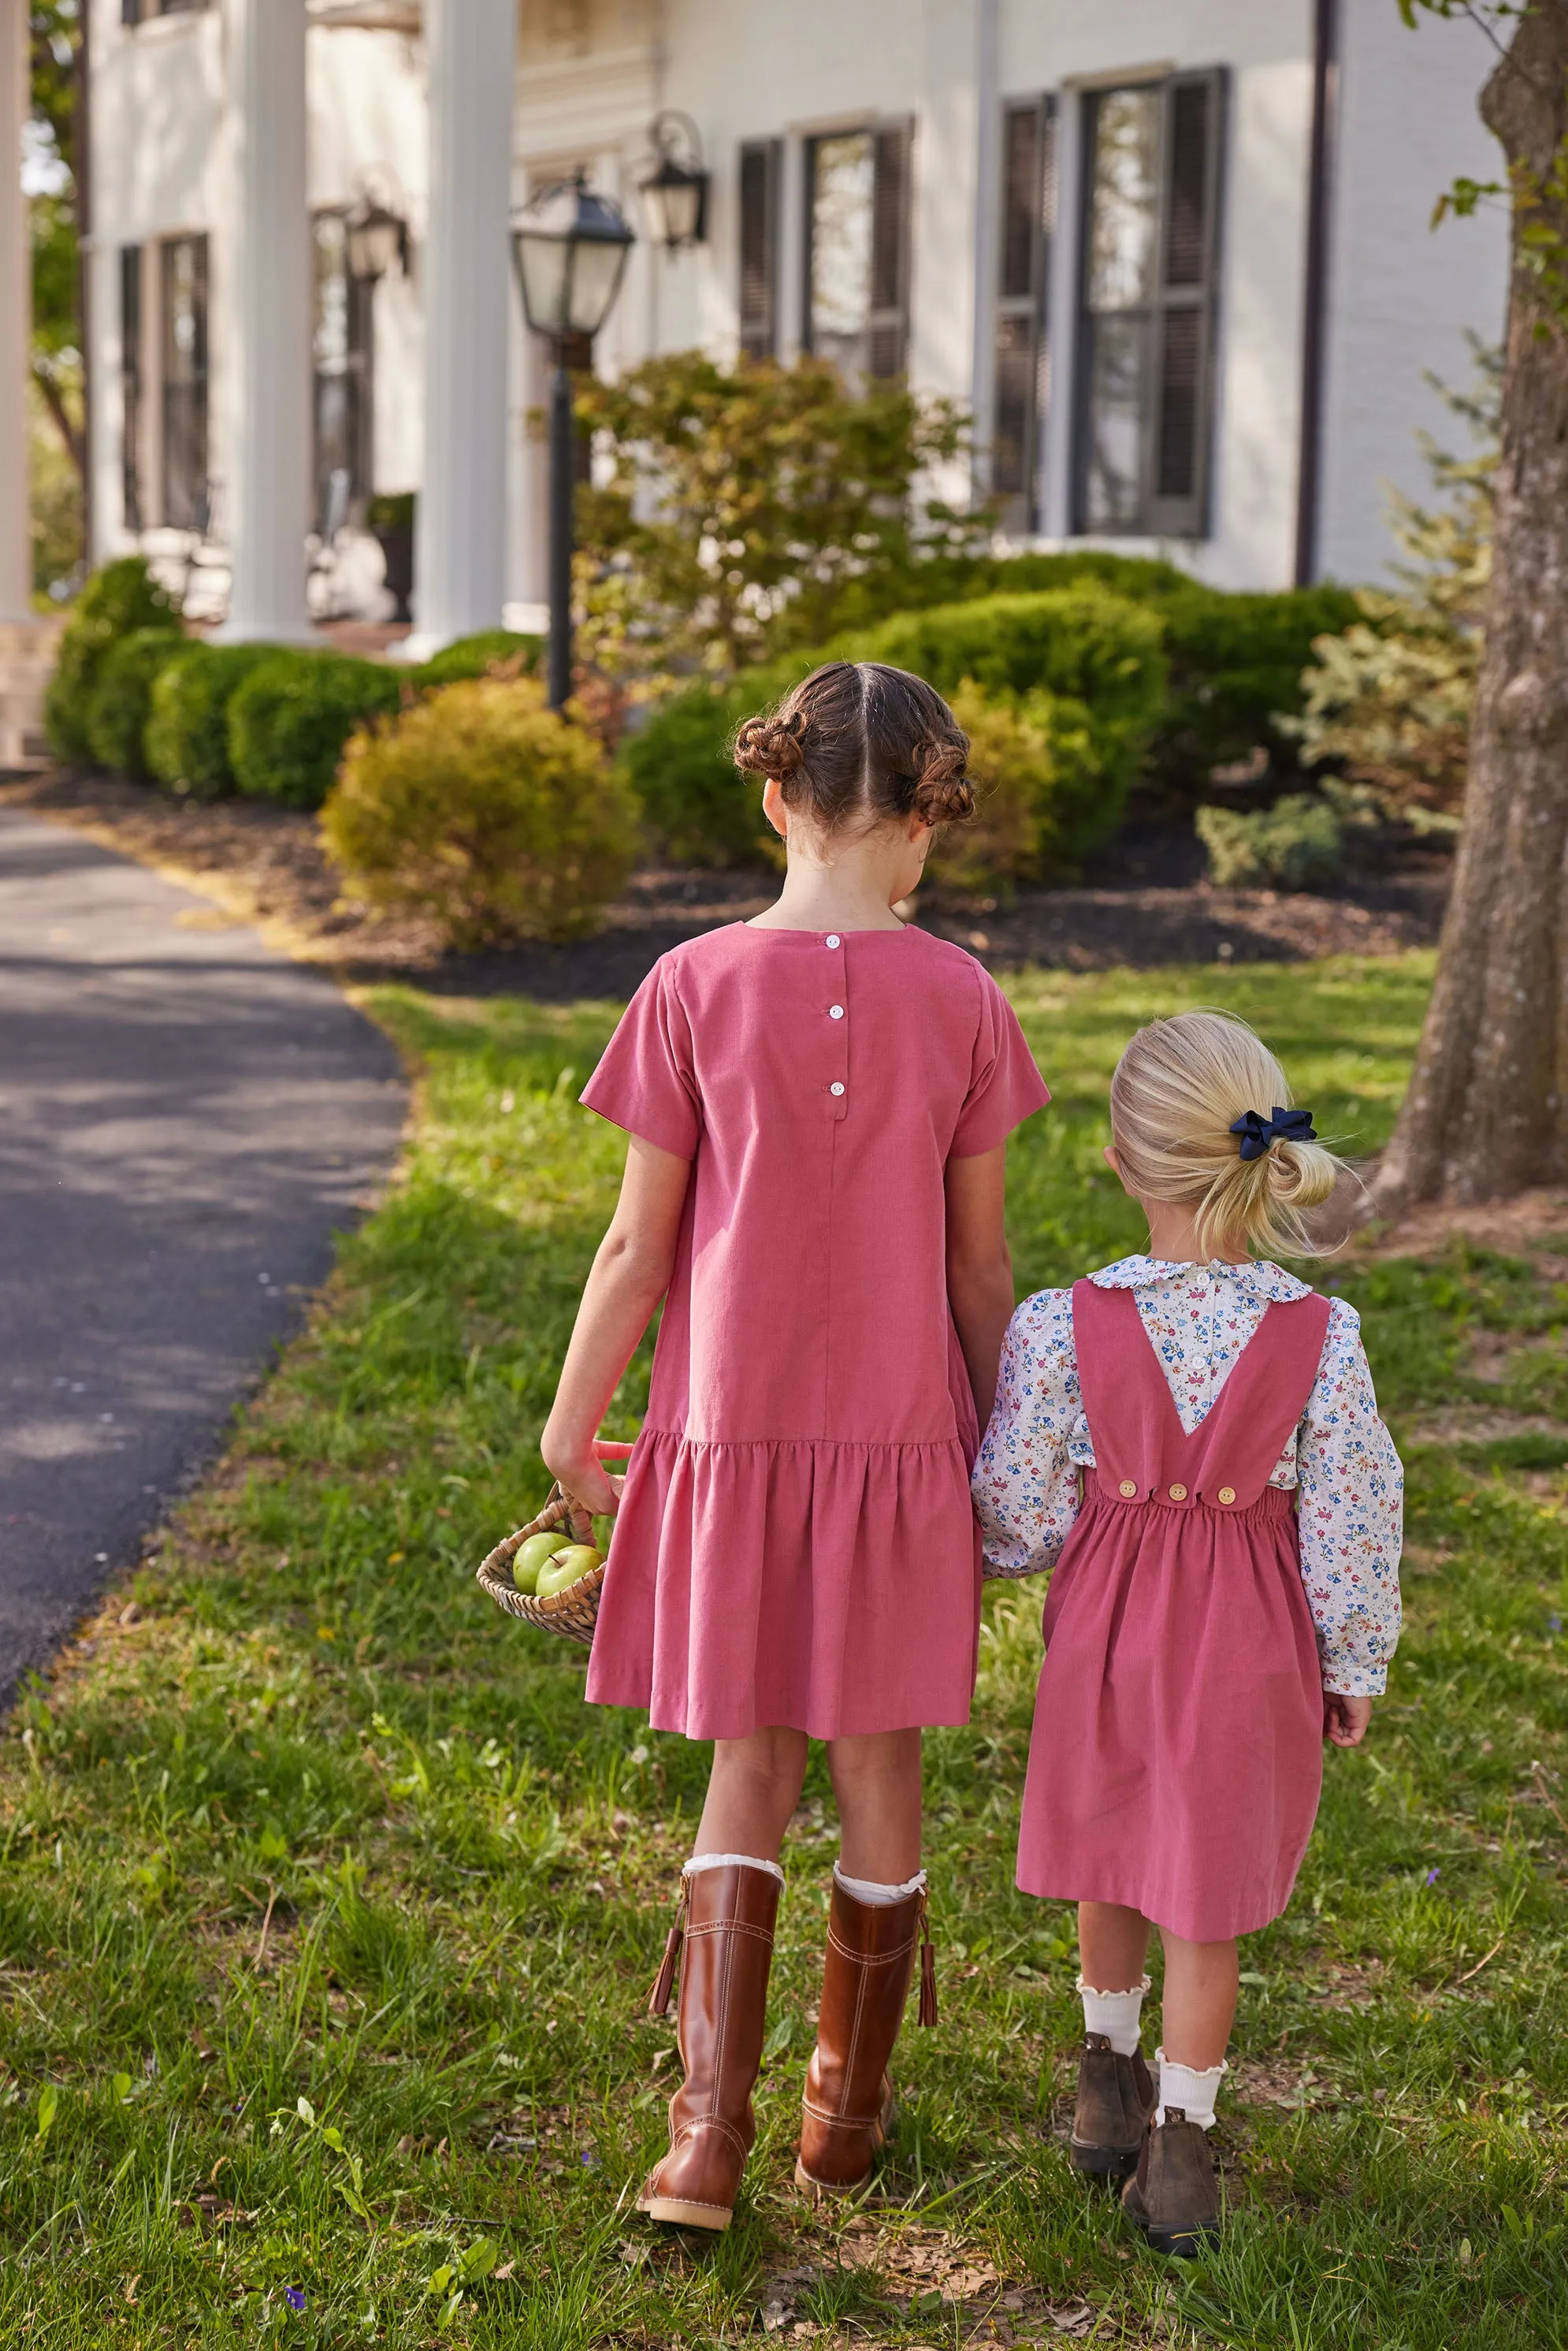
[972,1256,1403,1697]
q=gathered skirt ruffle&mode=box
[584,1429,983,1739]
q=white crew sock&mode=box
[1156,2049,1227,2130]
[1078,1973,1150,2056]
[834,1861,927,1906]
[684,1851,785,1883]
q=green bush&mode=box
[84,627,192,777]
[925,682,1048,890]
[411,630,544,690]
[229,651,405,810]
[321,678,636,948]
[43,556,182,766]
[1153,582,1362,798]
[622,586,1168,874]
[1196,793,1343,891]
[146,642,278,798]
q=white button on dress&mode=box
[825,934,841,950]
[830,1082,845,1097]
[829,1004,845,1019]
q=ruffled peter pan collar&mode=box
[1089,1255,1312,1303]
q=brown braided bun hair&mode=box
[734,660,976,832]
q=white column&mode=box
[968,0,1001,502]
[214,0,312,643]
[407,0,516,657]
[0,0,30,622]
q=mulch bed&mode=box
[1,768,1451,1002]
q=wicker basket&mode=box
[475,1485,606,1648]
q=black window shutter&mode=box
[992,95,1055,519]
[738,138,780,359]
[122,0,142,23]
[120,245,143,533]
[868,121,912,379]
[1150,69,1225,536]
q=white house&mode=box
[0,0,1514,697]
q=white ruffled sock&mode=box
[684,1851,785,1882]
[1157,2049,1227,2129]
[1078,1973,1150,2057]
[834,1861,927,1906]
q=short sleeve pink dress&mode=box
[579,923,1049,1741]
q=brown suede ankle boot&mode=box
[1120,2111,1221,2256]
[1069,2033,1155,2179]
[794,1876,936,2197]
[637,1862,780,2232]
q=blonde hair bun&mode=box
[1109,1010,1345,1260]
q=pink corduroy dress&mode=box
[578,923,1049,1741]
[1016,1279,1332,1942]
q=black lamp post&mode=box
[637,112,710,251]
[510,173,636,710]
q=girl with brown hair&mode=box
[541,661,1049,2228]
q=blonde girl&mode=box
[543,662,1048,2230]
[973,1011,1403,2256]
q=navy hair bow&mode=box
[1230,1106,1317,1162]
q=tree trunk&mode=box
[1377,1,1568,1208]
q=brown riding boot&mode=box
[795,1875,936,2197]
[1069,2034,1156,2179]
[1120,2111,1221,2256]
[637,1862,781,2232]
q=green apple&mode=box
[534,1543,604,1598]
[511,1531,567,1595]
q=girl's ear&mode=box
[1104,1144,1134,1198]
[761,778,789,840]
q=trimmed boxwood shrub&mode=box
[146,642,278,798]
[228,651,405,809]
[84,627,192,778]
[321,677,636,947]
[411,630,544,689]
[44,557,183,767]
[621,586,1168,873]
[1152,582,1362,798]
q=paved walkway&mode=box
[0,809,407,1702]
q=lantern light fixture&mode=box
[509,170,637,345]
[637,111,709,251]
[344,173,411,284]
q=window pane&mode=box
[810,132,874,353]
[120,246,143,533]
[1082,314,1146,530]
[162,236,208,530]
[1086,87,1159,314]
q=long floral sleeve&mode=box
[1295,1298,1403,1696]
[972,1289,1085,1577]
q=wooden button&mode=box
[1168,1482,1188,1501]
[1218,1486,1236,1506]
[1119,1479,1137,1498]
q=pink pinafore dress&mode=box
[1016,1278,1332,1943]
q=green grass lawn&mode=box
[4,949,1568,2349]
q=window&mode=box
[120,245,143,534]
[160,233,209,531]
[992,96,1056,530]
[312,212,375,537]
[123,2,208,23]
[804,121,912,383]
[738,139,782,359]
[1075,71,1224,538]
